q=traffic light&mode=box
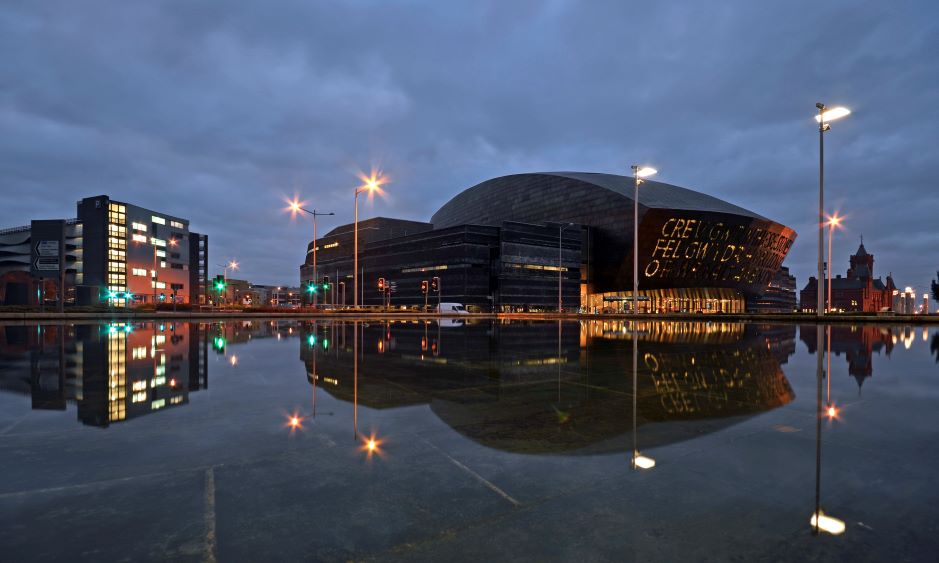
[159,293,166,302]
[212,336,226,353]
[214,275,226,292]
[431,277,439,292]
[306,282,318,294]
[378,277,385,291]
[421,280,429,294]
[322,276,330,289]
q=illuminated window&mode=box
[170,396,184,405]
[132,222,147,232]
[156,249,166,257]
[150,238,166,247]
[132,379,147,390]
[132,234,147,243]
[132,268,148,276]
[132,391,147,403]
[401,264,451,273]
[108,224,127,235]
[151,375,166,387]
[151,216,166,225]
[131,346,148,359]
[170,220,184,229]
[160,261,167,268]
[324,242,339,249]
[108,249,126,260]
[151,399,166,410]
[108,261,125,272]
[152,281,166,289]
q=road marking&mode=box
[204,467,217,563]
[0,415,29,436]
[421,438,520,507]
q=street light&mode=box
[216,260,238,307]
[825,213,843,313]
[815,103,851,317]
[558,223,576,313]
[630,165,657,316]
[354,172,386,308]
[289,199,335,309]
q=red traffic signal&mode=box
[378,277,385,291]
[421,280,429,294]
[431,277,439,292]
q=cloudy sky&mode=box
[2,0,937,291]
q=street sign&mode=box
[36,240,59,257]
[34,257,60,271]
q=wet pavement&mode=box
[0,320,937,561]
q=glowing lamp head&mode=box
[827,214,843,228]
[631,165,657,178]
[366,439,377,452]
[815,106,851,123]
[229,260,239,270]
[290,416,300,427]
[827,405,837,418]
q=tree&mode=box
[933,271,939,303]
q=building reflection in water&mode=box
[0,322,209,427]
[800,324,899,393]
[300,319,797,456]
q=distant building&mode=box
[893,287,917,314]
[746,266,797,312]
[272,286,301,308]
[800,242,896,312]
[0,195,208,307]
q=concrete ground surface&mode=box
[0,322,937,562]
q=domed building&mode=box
[302,172,797,313]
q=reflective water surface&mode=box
[1,320,937,561]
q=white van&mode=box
[437,302,469,314]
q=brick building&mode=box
[800,243,896,313]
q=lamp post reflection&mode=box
[353,320,358,441]
[812,323,845,535]
[312,321,318,418]
[631,324,655,470]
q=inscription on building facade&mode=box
[642,216,795,286]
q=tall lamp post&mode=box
[558,223,576,313]
[815,103,851,316]
[289,201,335,308]
[216,260,238,307]
[630,165,657,316]
[354,174,383,308]
[825,214,842,313]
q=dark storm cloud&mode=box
[1,0,937,290]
